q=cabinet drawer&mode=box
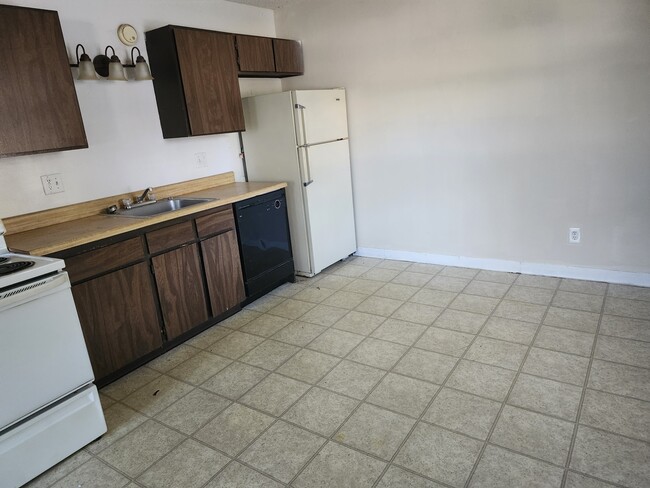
[196,207,235,238]
[147,220,196,254]
[65,237,145,283]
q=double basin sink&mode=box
[114,197,217,218]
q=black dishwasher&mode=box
[234,189,295,303]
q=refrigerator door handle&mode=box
[294,103,308,147]
[298,146,314,188]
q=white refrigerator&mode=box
[242,89,357,277]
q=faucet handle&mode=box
[121,198,133,209]
[146,190,156,202]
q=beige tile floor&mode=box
[27,257,650,488]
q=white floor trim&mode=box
[355,247,650,287]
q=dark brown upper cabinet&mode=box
[273,39,304,75]
[236,35,275,74]
[146,26,245,138]
[0,5,87,158]
[236,35,304,78]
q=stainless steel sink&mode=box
[114,197,216,218]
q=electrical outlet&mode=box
[569,227,581,244]
[194,152,208,168]
[41,174,65,195]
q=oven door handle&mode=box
[0,272,70,312]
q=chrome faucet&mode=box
[136,187,155,203]
[120,187,156,210]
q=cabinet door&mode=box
[273,39,304,74]
[174,28,245,135]
[201,230,245,316]
[153,243,209,340]
[236,35,275,73]
[72,263,162,380]
[0,5,87,157]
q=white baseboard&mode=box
[355,247,650,287]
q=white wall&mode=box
[276,0,650,275]
[0,0,281,218]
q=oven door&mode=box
[0,272,95,431]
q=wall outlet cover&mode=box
[569,227,581,244]
[41,174,65,195]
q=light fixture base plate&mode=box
[93,54,110,77]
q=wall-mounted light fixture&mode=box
[71,44,98,80]
[94,45,127,81]
[69,44,153,81]
[126,47,154,81]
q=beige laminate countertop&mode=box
[6,181,286,256]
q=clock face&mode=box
[117,24,138,46]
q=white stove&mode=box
[0,219,107,487]
[0,252,65,289]
[0,219,68,290]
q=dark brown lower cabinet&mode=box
[59,201,285,386]
[202,230,245,316]
[152,243,209,340]
[72,263,162,380]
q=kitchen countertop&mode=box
[6,181,286,256]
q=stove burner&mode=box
[0,261,34,276]
[0,257,8,264]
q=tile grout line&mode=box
[261,285,650,368]
[33,267,638,487]
[103,348,650,483]
[368,269,517,488]
[105,275,592,484]
[193,312,352,488]
[98,280,644,482]
[268,279,650,329]
[559,282,609,488]
[463,278,560,488]
[190,265,399,487]
[285,264,455,487]
[100,305,323,488]
[254,258,397,486]
[86,266,644,487]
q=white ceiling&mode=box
[225,0,304,10]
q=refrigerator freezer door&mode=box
[302,139,357,274]
[293,89,349,146]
